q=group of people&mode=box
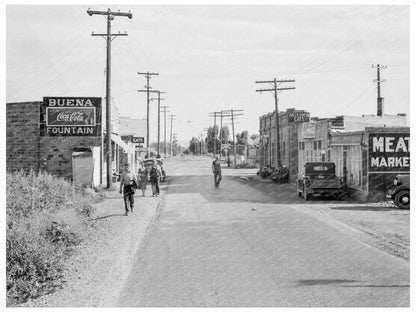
[119,159,163,216]
[119,156,223,216]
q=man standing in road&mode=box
[212,156,222,188]
[119,163,138,216]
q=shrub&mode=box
[6,169,95,306]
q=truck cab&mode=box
[297,162,346,200]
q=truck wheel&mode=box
[303,187,309,201]
[394,190,410,209]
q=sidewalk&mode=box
[20,183,162,307]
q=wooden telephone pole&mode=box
[209,112,221,156]
[87,8,132,188]
[138,72,159,156]
[169,114,176,156]
[256,78,295,169]
[151,91,166,157]
[160,105,170,157]
[372,64,387,116]
[230,109,244,167]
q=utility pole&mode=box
[256,78,295,169]
[229,109,244,167]
[169,114,176,157]
[209,112,221,156]
[161,105,170,157]
[138,72,159,156]
[203,127,209,156]
[87,8,132,189]
[200,133,203,155]
[219,110,233,160]
[172,134,178,156]
[220,111,223,160]
[372,64,387,116]
[151,91,166,157]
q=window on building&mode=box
[313,141,317,150]
[318,140,322,149]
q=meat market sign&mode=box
[368,132,410,172]
[40,97,102,136]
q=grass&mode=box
[6,169,96,306]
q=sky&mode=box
[5,4,411,146]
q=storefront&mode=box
[6,97,135,187]
[259,108,310,182]
[330,127,410,200]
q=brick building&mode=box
[6,98,134,187]
[259,108,310,182]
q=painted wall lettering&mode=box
[368,132,410,172]
[41,97,102,137]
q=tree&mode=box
[188,137,199,155]
[250,133,259,141]
[236,130,249,145]
[220,126,230,144]
[205,126,220,154]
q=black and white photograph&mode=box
[4,1,413,309]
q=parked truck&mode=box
[297,162,348,200]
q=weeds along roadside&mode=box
[6,169,99,306]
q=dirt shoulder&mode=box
[19,185,162,307]
[239,174,410,262]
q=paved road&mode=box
[118,156,409,307]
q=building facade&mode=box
[6,98,134,187]
[259,108,310,182]
[330,127,410,200]
[298,114,408,178]
[297,114,408,199]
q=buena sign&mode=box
[368,132,410,172]
[41,97,102,137]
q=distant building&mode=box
[118,116,147,168]
[119,116,147,139]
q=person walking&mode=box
[119,163,138,216]
[149,160,162,197]
[212,156,222,188]
[138,162,149,196]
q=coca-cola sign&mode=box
[41,97,101,137]
[47,107,96,126]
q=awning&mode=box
[111,134,135,154]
